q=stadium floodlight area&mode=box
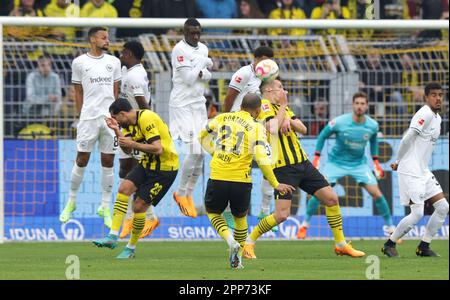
[0,18,448,243]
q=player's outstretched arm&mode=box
[312,123,333,168]
[223,87,240,112]
[370,131,384,178]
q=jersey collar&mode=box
[86,52,105,59]
[182,39,199,50]
[128,63,143,71]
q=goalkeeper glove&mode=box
[312,151,320,169]
[373,156,384,179]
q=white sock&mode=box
[301,220,310,228]
[126,243,136,250]
[195,204,207,216]
[423,199,449,243]
[177,153,202,197]
[225,234,235,247]
[261,178,273,215]
[186,154,204,197]
[69,164,86,204]
[146,205,156,220]
[110,229,119,236]
[101,167,114,208]
[390,203,424,242]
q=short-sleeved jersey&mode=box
[228,64,261,112]
[398,105,441,177]
[257,99,308,169]
[169,39,209,108]
[122,110,179,171]
[204,110,270,183]
[120,64,150,109]
[71,53,121,120]
[323,113,379,167]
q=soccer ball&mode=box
[255,59,279,82]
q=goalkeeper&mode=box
[297,92,395,239]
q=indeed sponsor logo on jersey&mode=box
[90,76,112,84]
[344,139,365,149]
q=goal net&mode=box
[1,18,448,242]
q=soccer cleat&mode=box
[296,226,308,239]
[258,212,278,233]
[334,241,365,257]
[140,218,160,238]
[416,247,440,257]
[173,192,197,218]
[97,206,112,228]
[186,196,198,218]
[242,243,257,259]
[116,247,135,259]
[119,218,133,239]
[381,244,399,258]
[229,241,243,269]
[223,211,235,230]
[92,234,118,249]
[384,225,402,244]
[59,201,76,223]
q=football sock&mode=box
[385,239,396,247]
[422,199,449,243]
[248,214,277,242]
[304,196,320,226]
[110,193,129,235]
[418,241,430,249]
[101,167,114,208]
[128,212,146,249]
[233,215,248,248]
[207,212,234,246]
[68,164,86,204]
[177,153,201,197]
[390,203,424,242]
[261,179,273,215]
[374,195,393,226]
[146,205,156,220]
[186,154,203,197]
[325,204,346,246]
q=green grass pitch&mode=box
[0,240,447,280]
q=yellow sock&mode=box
[111,193,129,234]
[128,212,146,247]
[207,212,232,243]
[249,214,277,242]
[325,205,346,244]
[233,215,248,248]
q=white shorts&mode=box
[76,116,117,154]
[169,102,207,144]
[118,146,143,161]
[398,171,443,206]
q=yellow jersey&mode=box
[122,110,178,171]
[257,99,308,169]
[199,110,279,187]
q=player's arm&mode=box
[174,48,212,86]
[223,87,240,112]
[105,117,131,153]
[266,103,287,135]
[127,138,162,155]
[114,81,120,100]
[71,59,83,116]
[370,129,384,178]
[198,117,219,155]
[391,128,418,171]
[73,83,83,116]
[312,122,334,168]
[113,58,122,100]
[289,117,307,135]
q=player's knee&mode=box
[118,184,132,196]
[133,199,147,213]
[274,210,289,223]
[75,158,88,168]
[323,196,338,207]
[434,199,449,216]
[409,205,424,223]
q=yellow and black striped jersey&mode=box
[257,99,308,169]
[122,110,178,171]
[199,110,279,187]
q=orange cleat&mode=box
[296,226,308,239]
[140,218,160,238]
[186,195,198,218]
[119,218,133,239]
[173,192,196,217]
[334,241,365,258]
[242,243,257,259]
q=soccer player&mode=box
[117,41,159,239]
[222,46,279,231]
[297,92,395,239]
[170,18,213,218]
[243,79,365,259]
[93,98,179,259]
[59,27,121,227]
[382,82,448,257]
[199,93,295,268]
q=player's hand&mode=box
[312,152,320,169]
[390,162,398,171]
[118,136,135,148]
[373,158,384,179]
[280,118,291,135]
[105,117,119,131]
[275,183,296,195]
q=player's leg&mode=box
[118,156,134,238]
[259,178,278,232]
[364,184,394,234]
[417,174,447,257]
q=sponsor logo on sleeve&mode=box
[418,118,425,125]
[177,56,184,63]
[234,76,242,84]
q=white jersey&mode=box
[229,64,261,112]
[72,53,121,120]
[170,39,209,108]
[120,64,150,109]
[398,105,441,177]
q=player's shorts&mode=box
[398,171,443,206]
[126,164,178,206]
[204,179,252,215]
[118,146,143,161]
[169,102,207,144]
[273,160,329,200]
[76,116,117,154]
[321,160,378,186]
